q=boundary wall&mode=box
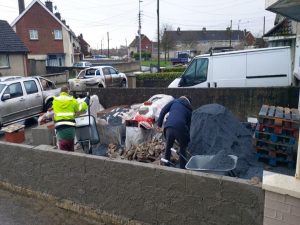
[0,142,264,225]
[88,87,299,121]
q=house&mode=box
[0,20,29,77]
[161,28,256,58]
[263,16,300,80]
[78,34,91,58]
[11,0,80,74]
[129,34,152,56]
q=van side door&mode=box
[0,82,27,123]
[179,58,209,87]
[24,79,43,115]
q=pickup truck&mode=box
[68,66,127,92]
[0,76,60,128]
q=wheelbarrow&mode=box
[161,148,238,177]
[185,154,238,177]
[75,115,100,154]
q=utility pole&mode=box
[263,16,266,35]
[101,39,103,55]
[138,0,142,71]
[229,20,232,47]
[125,38,129,61]
[157,0,160,72]
[107,32,110,58]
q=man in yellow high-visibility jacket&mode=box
[52,86,88,151]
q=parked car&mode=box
[0,76,22,82]
[0,76,60,128]
[73,61,93,68]
[68,66,128,92]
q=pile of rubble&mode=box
[106,138,166,163]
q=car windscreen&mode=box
[0,84,6,93]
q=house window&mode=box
[54,30,62,40]
[29,29,38,40]
[0,54,9,68]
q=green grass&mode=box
[141,60,172,67]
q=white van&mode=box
[168,46,293,88]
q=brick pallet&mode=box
[255,105,300,167]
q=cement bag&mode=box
[125,127,154,150]
[77,95,104,118]
[147,94,174,121]
[96,119,125,146]
[89,95,104,118]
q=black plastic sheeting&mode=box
[188,104,258,178]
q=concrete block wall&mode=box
[264,191,300,225]
[88,87,299,121]
[0,141,264,225]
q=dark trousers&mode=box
[165,127,188,169]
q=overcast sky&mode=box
[0,0,276,49]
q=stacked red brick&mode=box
[255,105,300,168]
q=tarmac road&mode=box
[0,188,104,225]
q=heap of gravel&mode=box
[202,150,235,170]
[188,104,257,178]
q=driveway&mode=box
[0,188,105,225]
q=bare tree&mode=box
[160,24,176,62]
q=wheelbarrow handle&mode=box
[160,158,176,167]
[171,148,189,162]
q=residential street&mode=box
[0,188,104,225]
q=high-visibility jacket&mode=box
[52,92,88,127]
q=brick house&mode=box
[129,34,152,56]
[11,0,80,74]
[161,28,256,58]
[78,33,91,58]
[0,20,29,77]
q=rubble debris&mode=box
[123,138,165,163]
[105,138,166,164]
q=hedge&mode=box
[161,67,186,73]
[136,72,182,80]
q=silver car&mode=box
[68,66,128,91]
[0,76,22,82]
[0,76,60,128]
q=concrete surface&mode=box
[0,141,264,225]
[0,188,104,225]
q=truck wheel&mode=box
[121,79,127,87]
[45,99,53,111]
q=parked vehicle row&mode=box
[73,61,93,68]
[0,76,60,128]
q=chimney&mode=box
[61,19,66,25]
[177,27,181,35]
[45,0,53,12]
[202,27,206,32]
[18,0,25,14]
[54,12,61,20]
